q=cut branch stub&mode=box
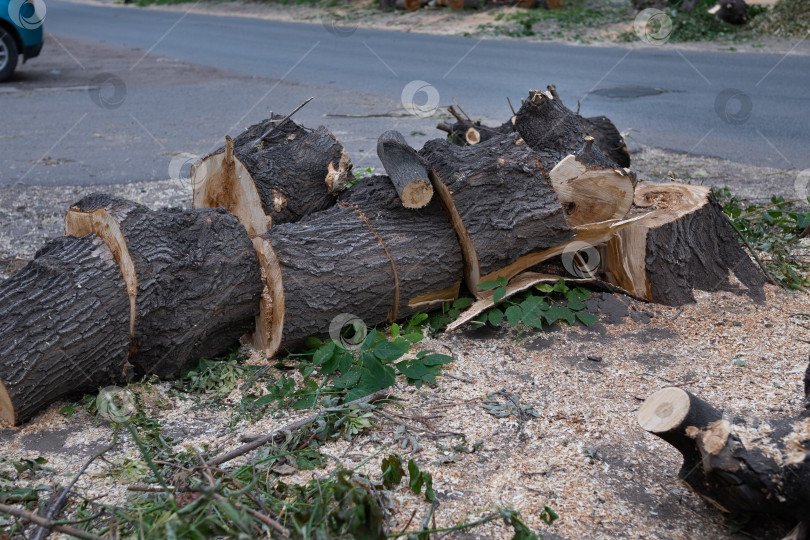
[604,182,767,305]
[376,130,434,209]
[515,88,630,168]
[66,194,263,378]
[419,132,574,295]
[253,203,397,355]
[193,115,352,234]
[0,235,131,425]
[341,175,464,319]
[639,385,810,523]
[548,152,636,227]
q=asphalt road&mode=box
[2,0,809,187]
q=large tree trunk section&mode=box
[604,183,766,306]
[253,203,397,354]
[192,115,352,234]
[638,383,810,526]
[65,195,263,378]
[548,151,636,227]
[515,88,630,168]
[0,235,131,425]
[341,175,464,319]
[419,133,574,295]
[376,131,434,209]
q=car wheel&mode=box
[0,30,18,82]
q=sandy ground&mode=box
[62,0,810,57]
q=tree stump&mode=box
[639,382,810,527]
[0,235,131,425]
[419,132,574,294]
[341,175,464,319]
[66,195,263,378]
[193,115,352,234]
[376,131,434,209]
[604,182,766,305]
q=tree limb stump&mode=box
[193,115,352,234]
[0,235,131,425]
[66,195,263,378]
[604,182,766,305]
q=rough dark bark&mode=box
[258,203,397,353]
[606,182,766,306]
[639,383,810,527]
[419,132,574,293]
[193,115,352,234]
[711,0,749,25]
[515,88,631,168]
[0,235,131,425]
[341,175,464,319]
[66,195,263,378]
[376,131,434,209]
[437,118,515,147]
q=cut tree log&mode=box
[419,132,575,295]
[451,0,484,9]
[638,378,810,529]
[376,130,434,209]
[436,117,515,147]
[66,195,263,378]
[548,148,636,227]
[708,0,749,24]
[0,235,131,425]
[250,203,397,354]
[193,114,352,235]
[395,0,422,10]
[341,175,464,319]
[515,88,631,168]
[604,182,767,305]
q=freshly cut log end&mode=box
[605,182,767,306]
[419,132,574,294]
[437,118,514,147]
[341,175,464,319]
[377,130,434,209]
[548,154,635,227]
[261,203,397,353]
[67,195,263,378]
[193,115,352,232]
[465,127,481,145]
[515,89,629,168]
[639,383,810,524]
[248,235,286,356]
[0,235,131,425]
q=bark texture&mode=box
[605,183,766,305]
[639,383,810,526]
[419,132,574,291]
[515,89,630,168]
[376,131,434,209]
[67,195,263,378]
[341,175,464,319]
[261,203,397,352]
[0,235,131,425]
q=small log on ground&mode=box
[193,114,352,234]
[251,203,397,354]
[515,88,630,168]
[419,132,574,294]
[708,0,749,24]
[604,182,766,305]
[436,117,515,147]
[66,195,263,378]
[0,235,131,425]
[451,0,484,9]
[638,381,810,527]
[341,175,464,319]
[376,131,434,209]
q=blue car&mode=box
[0,0,44,81]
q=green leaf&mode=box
[333,369,361,389]
[478,276,507,291]
[338,352,353,374]
[575,311,598,326]
[292,394,316,410]
[488,308,504,326]
[565,298,586,311]
[545,305,575,325]
[505,305,523,326]
[381,454,404,489]
[343,354,396,402]
[403,331,424,343]
[552,278,569,293]
[452,297,473,309]
[390,323,400,338]
[539,505,559,525]
[312,341,336,366]
[567,287,591,302]
[493,286,507,304]
[408,459,423,495]
[535,283,553,293]
[360,329,379,351]
[373,338,411,362]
